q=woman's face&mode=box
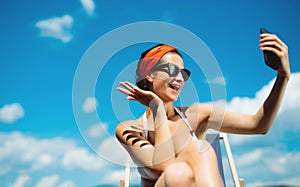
[149,52,186,102]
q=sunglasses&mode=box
[151,62,191,81]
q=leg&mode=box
[176,140,224,187]
[155,140,224,187]
[155,162,195,187]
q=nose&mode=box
[175,72,184,81]
[171,73,184,83]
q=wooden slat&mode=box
[220,133,241,187]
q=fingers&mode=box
[116,87,131,95]
[119,81,135,92]
[259,33,290,77]
[259,33,288,57]
[117,81,143,100]
[260,33,287,49]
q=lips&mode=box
[168,83,180,92]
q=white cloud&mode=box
[10,174,30,187]
[97,137,130,166]
[206,76,226,85]
[57,180,76,187]
[0,103,24,123]
[80,0,95,16]
[35,15,74,43]
[62,148,103,171]
[83,97,98,113]
[102,167,140,185]
[235,148,263,167]
[235,148,300,185]
[227,72,300,146]
[0,132,104,174]
[102,169,124,183]
[220,73,300,186]
[86,123,107,138]
[35,175,59,187]
[233,72,300,115]
[248,177,300,187]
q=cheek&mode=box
[153,79,167,89]
[153,72,170,82]
[151,79,169,94]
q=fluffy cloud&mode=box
[0,103,24,123]
[248,177,300,187]
[86,123,107,138]
[0,131,134,186]
[62,148,103,171]
[10,174,30,187]
[227,72,300,146]
[36,175,59,187]
[97,137,129,166]
[0,132,104,174]
[222,72,300,186]
[80,0,95,16]
[83,97,98,113]
[57,180,76,187]
[235,148,300,186]
[35,15,74,43]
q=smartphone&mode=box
[260,28,280,70]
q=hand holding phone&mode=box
[260,28,281,70]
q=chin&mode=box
[165,93,180,103]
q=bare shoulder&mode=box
[185,102,212,117]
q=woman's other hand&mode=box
[117,81,162,107]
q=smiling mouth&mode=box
[168,83,180,92]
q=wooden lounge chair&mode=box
[120,132,244,187]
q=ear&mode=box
[146,75,153,83]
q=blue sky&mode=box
[1,0,300,187]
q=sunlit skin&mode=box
[116,33,290,187]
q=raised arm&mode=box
[116,81,175,171]
[209,33,290,134]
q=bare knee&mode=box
[177,140,224,187]
[164,162,194,187]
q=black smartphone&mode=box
[260,28,280,70]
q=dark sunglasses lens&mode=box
[168,64,180,76]
[168,63,190,81]
[181,69,191,81]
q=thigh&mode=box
[176,140,224,187]
[155,140,224,187]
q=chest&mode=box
[147,117,204,153]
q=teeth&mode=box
[169,84,179,91]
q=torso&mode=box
[117,104,211,185]
[142,105,209,156]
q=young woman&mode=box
[116,33,290,187]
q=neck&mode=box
[146,101,175,119]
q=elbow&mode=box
[253,124,270,135]
[257,129,268,135]
[251,116,271,135]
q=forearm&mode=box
[254,73,289,133]
[149,100,175,168]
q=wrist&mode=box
[149,98,163,109]
[277,70,290,81]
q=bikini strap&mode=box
[174,107,198,140]
[143,108,197,141]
